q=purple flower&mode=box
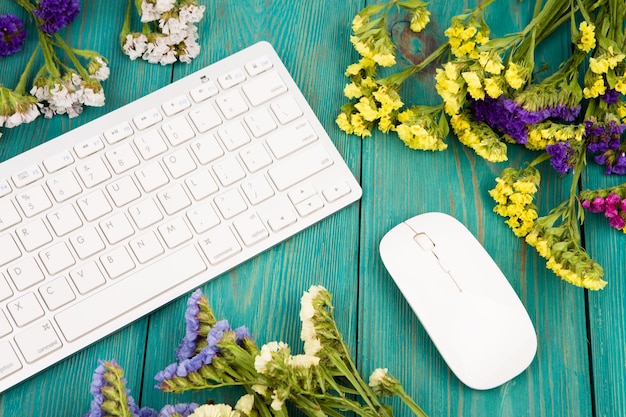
[176,289,203,361]
[137,407,158,417]
[546,141,575,175]
[154,362,178,383]
[85,360,139,417]
[33,0,81,34]
[235,325,252,341]
[608,214,626,229]
[601,89,620,104]
[158,403,200,417]
[0,14,27,57]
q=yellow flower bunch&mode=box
[395,106,449,151]
[488,166,540,237]
[450,111,507,162]
[583,45,626,99]
[435,62,466,116]
[525,122,585,150]
[444,15,489,59]
[576,21,596,53]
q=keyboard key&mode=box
[16,218,53,252]
[100,246,135,279]
[161,115,196,146]
[8,257,45,291]
[99,213,135,245]
[189,80,218,103]
[288,182,316,205]
[198,225,242,264]
[162,94,192,116]
[134,130,168,160]
[14,321,63,363]
[43,150,74,173]
[241,176,275,205]
[268,143,334,191]
[157,184,191,215]
[76,157,112,188]
[56,245,207,342]
[244,108,277,137]
[323,181,352,202]
[39,242,75,275]
[129,232,164,264]
[213,156,246,187]
[163,149,197,179]
[74,136,105,159]
[218,68,246,89]
[129,198,164,230]
[215,90,248,119]
[0,179,12,197]
[106,143,141,175]
[267,206,297,232]
[295,195,324,217]
[233,212,269,246]
[266,120,318,159]
[185,170,219,200]
[186,202,220,234]
[0,235,21,267]
[218,123,250,151]
[133,108,162,130]
[0,199,22,232]
[39,277,76,310]
[47,205,83,236]
[104,122,134,144]
[8,292,44,327]
[214,189,247,219]
[0,274,14,302]
[0,311,12,337]
[0,342,22,380]
[189,102,222,133]
[70,226,106,260]
[271,95,302,124]
[135,163,169,193]
[245,55,272,76]
[15,185,53,218]
[242,71,287,106]
[158,217,193,249]
[240,142,273,173]
[106,175,142,207]
[69,262,106,295]
[47,171,82,203]
[77,190,113,221]
[190,135,224,164]
[11,165,43,188]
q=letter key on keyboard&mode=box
[0,41,361,393]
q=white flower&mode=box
[81,87,105,107]
[254,341,288,373]
[251,384,267,396]
[286,354,320,369]
[140,0,176,22]
[368,367,388,388]
[179,34,201,63]
[159,17,187,42]
[270,389,287,411]
[234,394,254,415]
[123,33,149,60]
[179,4,205,23]
[188,403,238,417]
[90,57,110,81]
[143,36,177,65]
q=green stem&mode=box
[120,0,133,46]
[394,385,429,417]
[381,41,449,86]
[53,33,90,79]
[36,29,60,78]
[14,45,40,94]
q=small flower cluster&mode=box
[338,0,626,288]
[580,186,626,231]
[121,0,205,65]
[489,166,541,237]
[84,287,429,417]
[0,13,26,57]
[1,0,109,138]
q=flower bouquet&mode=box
[83,286,428,417]
[337,0,626,290]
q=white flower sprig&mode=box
[84,286,429,417]
[120,0,205,65]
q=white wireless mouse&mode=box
[379,212,537,390]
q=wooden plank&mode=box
[356,1,592,416]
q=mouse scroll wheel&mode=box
[414,233,435,251]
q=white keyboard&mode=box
[0,41,361,393]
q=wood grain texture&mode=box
[0,0,622,416]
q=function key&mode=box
[0,179,12,197]
[104,122,134,144]
[74,136,105,159]
[43,150,75,173]
[218,68,246,89]
[190,80,218,103]
[245,55,273,76]
[162,94,192,117]
[133,108,163,130]
[12,165,43,188]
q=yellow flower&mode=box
[343,83,362,99]
[336,112,354,134]
[372,52,396,67]
[615,73,626,95]
[462,71,484,100]
[589,57,610,75]
[484,77,502,98]
[583,77,606,98]
[410,8,431,33]
[354,97,379,122]
[352,14,365,32]
[351,113,372,137]
[350,36,373,58]
[479,51,504,75]
[576,21,596,53]
[505,63,527,90]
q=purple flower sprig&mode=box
[33,0,81,34]
[584,117,626,174]
[546,141,577,175]
[0,13,27,57]
[84,360,141,417]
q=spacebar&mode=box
[55,245,207,342]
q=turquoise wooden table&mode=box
[1,0,625,416]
